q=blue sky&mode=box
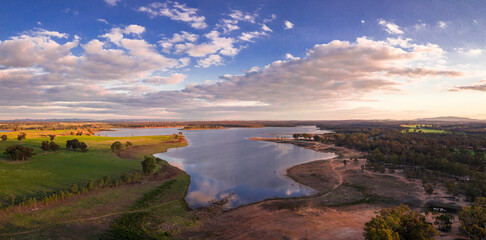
[0,0,485,120]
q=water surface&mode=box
[98,126,334,208]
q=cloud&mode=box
[159,31,199,53]
[184,37,459,111]
[414,22,427,30]
[378,19,403,35]
[284,20,294,29]
[262,24,272,32]
[361,20,365,24]
[437,21,448,29]
[104,0,121,6]
[284,53,299,60]
[97,18,109,24]
[455,48,483,56]
[143,73,186,85]
[173,31,238,57]
[197,54,223,68]
[138,2,208,29]
[264,14,277,23]
[239,31,267,42]
[228,10,257,23]
[450,81,486,92]
[100,25,145,45]
[0,28,464,120]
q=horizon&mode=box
[1,0,486,120]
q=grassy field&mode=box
[0,129,193,239]
[0,163,193,239]
[0,130,185,205]
[401,125,448,134]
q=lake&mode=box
[97,126,335,208]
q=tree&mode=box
[3,145,35,161]
[49,135,56,141]
[125,141,133,147]
[141,155,157,175]
[364,204,439,240]
[69,184,79,194]
[1,135,7,141]
[111,141,123,153]
[17,132,26,141]
[40,141,50,152]
[79,142,88,152]
[66,139,88,152]
[434,214,453,232]
[49,141,60,152]
[424,184,434,195]
[459,197,486,239]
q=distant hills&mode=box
[414,116,485,122]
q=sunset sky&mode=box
[1,0,485,120]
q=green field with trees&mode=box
[0,129,185,207]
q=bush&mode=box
[1,135,7,141]
[3,145,35,161]
[69,184,79,194]
[49,141,60,151]
[111,141,123,153]
[364,204,438,240]
[434,214,453,232]
[141,156,156,175]
[40,141,50,152]
[66,139,88,152]
[459,197,486,239]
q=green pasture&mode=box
[0,130,179,203]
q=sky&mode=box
[0,0,486,120]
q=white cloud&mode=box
[100,24,145,45]
[455,48,483,56]
[138,2,208,29]
[104,0,121,6]
[197,54,223,68]
[184,37,460,113]
[414,22,427,30]
[284,20,294,29]
[143,73,186,85]
[284,53,299,60]
[264,14,276,23]
[228,10,257,23]
[437,21,448,29]
[262,24,272,32]
[239,31,267,42]
[378,19,403,35]
[361,20,365,24]
[97,18,109,24]
[174,31,238,57]
[218,19,240,33]
[159,31,199,53]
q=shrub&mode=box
[459,197,486,239]
[69,184,79,194]
[364,204,438,240]
[141,156,156,175]
[49,141,60,151]
[111,141,123,153]
[40,141,50,152]
[3,145,35,161]
[66,139,88,152]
